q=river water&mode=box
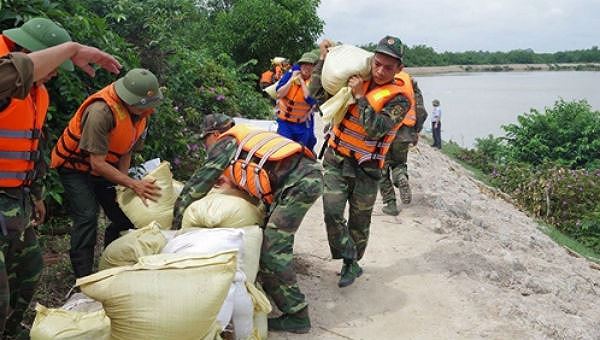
[414,71,600,148]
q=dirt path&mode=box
[269,131,600,339]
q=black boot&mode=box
[338,260,363,287]
[268,306,311,334]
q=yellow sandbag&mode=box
[173,179,184,196]
[77,252,237,340]
[98,222,166,270]
[250,283,269,340]
[117,161,176,229]
[181,188,264,229]
[30,303,110,340]
[320,87,355,125]
[263,82,278,99]
[322,44,373,96]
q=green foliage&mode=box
[454,100,600,254]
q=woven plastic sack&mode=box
[30,303,110,340]
[263,82,278,99]
[98,222,166,270]
[181,188,264,229]
[320,87,355,125]
[77,252,237,340]
[117,161,176,229]
[322,44,373,96]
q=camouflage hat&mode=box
[199,114,234,138]
[297,52,318,65]
[3,17,74,71]
[114,68,163,109]
[374,35,404,62]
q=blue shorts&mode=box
[276,115,317,151]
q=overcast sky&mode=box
[317,0,599,53]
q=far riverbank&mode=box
[405,63,600,76]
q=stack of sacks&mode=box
[98,222,168,270]
[116,161,178,229]
[30,293,110,340]
[179,187,270,339]
[77,252,237,340]
[320,44,374,125]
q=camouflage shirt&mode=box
[395,79,428,143]
[0,52,33,101]
[172,134,319,229]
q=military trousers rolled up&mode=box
[59,168,133,278]
[0,189,43,337]
[322,148,381,262]
[259,164,323,314]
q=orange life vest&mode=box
[50,84,149,174]
[328,78,414,168]
[276,79,313,123]
[0,35,50,187]
[220,124,314,204]
[259,70,274,85]
[394,71,417,128]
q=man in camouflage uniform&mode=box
[172,114,323,334]
[0,18,74,338]
[309,36,410,287]
[379,79,428,216]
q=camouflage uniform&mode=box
[379,80,428,208]
[310,39,410,266]
[172,131,323,315]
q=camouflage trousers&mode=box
[379,141,410,204]
[259,162,323,314]
[322,148,382,261]
[0,191,43,337]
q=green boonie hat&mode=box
[374,35,404,62]
[432,99,440,106]
[297,52,318,65]
[3,17,74,71]
[114,68,163,109]
[199,114,234,138]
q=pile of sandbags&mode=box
[30,293,110,340]
[77,252,237,340]
[117,161,179,229]
[320,44,373,125]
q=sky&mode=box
[317,0,600,53]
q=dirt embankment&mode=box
[270,140,600,340]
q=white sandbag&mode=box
[322,44,373,96]
[62,293,103,313]
[216,284,236,331]
[117,161,176,229]
[231,280,254,339]
[173,179,185,196]
[263,81,278,99]
[30,303,110,340]
[181,188,264,229]
[77,252,237,340]
[98,222,166,270]
[320,87,355,125]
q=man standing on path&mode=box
[379,73,428,216]
[172,114,323,334]
[50,68,162,278]
[275,51,319,151]
[310,36,411,287]
[431,99,442,149]
[0,17,76,338]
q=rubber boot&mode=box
[268,306,311,334]
[338,260,363,288]
[382,201,400,216]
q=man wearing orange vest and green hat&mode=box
[275,51,319,151]
[379,72,428,216]
[172,113,323,334]
[51,68,163,278]
[0,17,75,338]
[310,35,411,288]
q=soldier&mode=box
[275,52,319,150]
[379,73,428,216]
[0,17,73,338]
[310,36,411,287]
[50,68,162,278]
[172,114,323,334]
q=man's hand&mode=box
[131,178,162,206]
[348,75,365,99]
[319,39,333,60]
[70,43,122,77]
[31,199,46,226]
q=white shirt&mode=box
[432,106,442,123]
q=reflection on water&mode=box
[415,71,600,148]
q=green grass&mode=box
[538,222,600,263]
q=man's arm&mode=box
[171,138,237,229]
[413,80,428,133]
[0,53,34,100]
